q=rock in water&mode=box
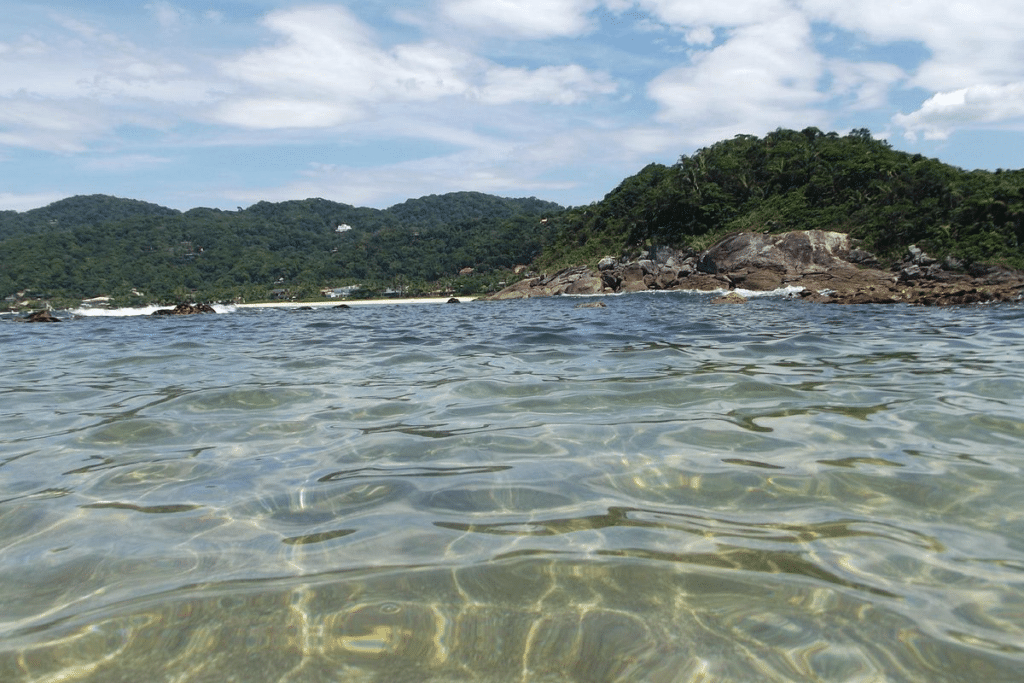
[712,292,747,304]
[18,310,62,323]
[151,303,216,316]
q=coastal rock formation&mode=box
[18,309,62,322]
[486,230,1024,306]
[151,303,217,316]
[698,230,853,290]
[712,292,747,304]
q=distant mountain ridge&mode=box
[0,192,560,240]
[0,192,563,303]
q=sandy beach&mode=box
[236,297,469,309]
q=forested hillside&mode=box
[0,193,561,304]
[4,127,1023,308]
[539,128,1024,271]
[0,195,180,240]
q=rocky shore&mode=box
[487,230,1024,306]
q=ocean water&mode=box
[2,292,1023,682]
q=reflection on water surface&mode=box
[2,296,1024,681]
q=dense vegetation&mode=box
[0,192,561,305]
[0,195,180,240]
[4,127,1023,308]
[538,128,1024,271]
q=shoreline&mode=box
[236,297,466,309]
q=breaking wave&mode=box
[68,303,238,317]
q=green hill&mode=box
[0,193,562,304]
[538,128,1024,272]
[0,194,181,240]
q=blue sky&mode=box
[3,0,1023,212]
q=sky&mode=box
[2,0,1024,213]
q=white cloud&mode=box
[640,12,825,148]
[4,0,1024,212]
[684,26,715,46]
[827,59,905,110]
[894,82,1024,140]
[0,98,110,152]
[0,191,68,212]
[440,0,600,38]
[145,1,185,30]
[1,18,213,93]
[227,145,570,208]
[478,65,616,104]
[81,154,172,172]
[637,0,793,29]
[0,35,49,58]
[796,0,1024,141]
[218,99,626,208]
[799,0,1024,91]
[215,5,615,130]
[0,8,227,155]
[215,98,364,129]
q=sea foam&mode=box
[69,304,237,317]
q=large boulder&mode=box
[564,273,605,295]
[698,230,852,286]
[487,266,608,299]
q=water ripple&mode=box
[2,297,1024,681]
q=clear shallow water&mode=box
[2,293,1024,682]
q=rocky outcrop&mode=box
[789,243,1024,305]
[486,230,1024,306]
[488,266,606,299]
[489,249,726,300]
[698,230,853,290]
[151,303,216,315]
[712,292,747,304]
[802,263,1024,305]
[17,309,62,322]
